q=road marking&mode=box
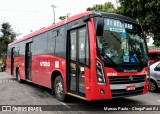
[60,102,71,109]
[157,100,160,103]
[0,80,17,83]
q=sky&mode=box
[0,0,117,38]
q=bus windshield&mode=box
[97,18,148,66]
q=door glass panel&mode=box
[79,65,85,94]
[70,31,77,61]
[70,63,77,91]
[78,28,86,94]
[78,28,86,64]
[78,27,89,66]
[70,31,77,92]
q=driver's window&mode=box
[97,37,103,50]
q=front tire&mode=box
[54,76,66,101]
[149,80,157,92]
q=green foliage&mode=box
[59,16,67,20]
[59,14,70,20]
[0,59,3,65]
[117,0,160,47]
[0,22,16,62]
[148,45,160,50]
[86,2,115,13]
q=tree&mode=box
[59,13,70,20]
[87,4,103,12]
[86,2,115,13]
[117,0,160,46]
[0,22,17,61]
[59,16,67,20]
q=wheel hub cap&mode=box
[56,82,63,97]
[149,82,155,91]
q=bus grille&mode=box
[111,87,144,98]
[109,75,146,84]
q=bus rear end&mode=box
[148,50,160,65]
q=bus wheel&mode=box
[54,76,66,101]
[16,70,22,83]
[149,80,157,92]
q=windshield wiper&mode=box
[97,48,115,65]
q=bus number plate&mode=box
[126,85,135,91]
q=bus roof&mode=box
[9,11,92,46]
[148,50,160,53]
[9,11,137,46]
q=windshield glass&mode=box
[97,18,148,66]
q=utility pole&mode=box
[51,5,56,24]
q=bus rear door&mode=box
[25,42,33,80]
[11,47,15,75]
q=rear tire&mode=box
[16,70,22,83]
[149,80,157,92]
[54,76,66,101]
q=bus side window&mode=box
[47,30,56,55]
[55,29,65,57]
[7,46,11,58]
[19,42,25,56]
[35,33,47,55]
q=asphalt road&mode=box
[0,72,160,114]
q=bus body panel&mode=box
[6,56,11,74]
[6,55,67,89]
[6,11,149,101]
[31,55,66,89]
[89,67,148,100]
[15,56,25,79]
[87,18,113,100]
[84,67,91,100]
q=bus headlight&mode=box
[96,60,106,85]
[146,75,150,83]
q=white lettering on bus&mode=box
[106,19,133,29]
[107,73,117,76]
[40,61,50,67]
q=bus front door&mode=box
[25,42,32,80]
[68,27,86,97]
[11,47,15,75]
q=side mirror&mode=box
[96,17,104,36]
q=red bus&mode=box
[6,12,149,101]
[148,50,160,65]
